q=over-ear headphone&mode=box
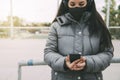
[87,0,93,6]
[62,0,68,8]
[62,0,93,8]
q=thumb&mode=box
[80,56,86,62]
[66,55,70,62]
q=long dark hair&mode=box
[52,0,68,22]
[53,0,113,49]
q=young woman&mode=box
[44,0,114,80]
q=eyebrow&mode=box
[69,1,85,5]
[80,1,84,4]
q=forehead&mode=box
[69,0,86,2]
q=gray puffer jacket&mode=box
[44,12,114,80]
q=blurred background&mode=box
[0,0,120,80]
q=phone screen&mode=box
[69,54,81,63]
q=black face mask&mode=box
[69,7,86,21]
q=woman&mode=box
[44,0,114,80]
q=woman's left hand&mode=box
[72,57,86,71]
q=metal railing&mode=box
[18,57,120,80]
[0,27,49,39]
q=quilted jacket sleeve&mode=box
[44,22,66,72]
[84,36,114,72]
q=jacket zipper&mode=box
[72,22,76,54]
[77,22,84,56]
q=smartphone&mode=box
[69,54,81,63]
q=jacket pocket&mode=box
[82,73,102,80]
[96,73,103,80]
[51,70,58,80]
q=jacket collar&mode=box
[56,12,91,26]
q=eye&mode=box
[70,2,75,7]
[79,2,85,7]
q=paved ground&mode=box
[0,39,120,80]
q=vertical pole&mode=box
[18,66,21,80]
[10,0,14,38]
[57,0,60,9]
[106,0,110,28]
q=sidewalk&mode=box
[0,39,119,80]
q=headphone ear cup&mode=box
[86,0,93,11]
[62,0,68,8]
[87,0,93,6]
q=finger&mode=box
[68,64,75,70]
[73,67,84,71]
[81,57,86,61]
[72,59,81,64]
[79,57,86,63]
[78,62,86,68]
[76,62,86,68]
[69,60,80,70]
[72,64,84,71]
[66,59,70,66]
[65,56,72,69]
[66,56,70,62]
[65,56,68,61]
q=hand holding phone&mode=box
[69,54,81,63]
